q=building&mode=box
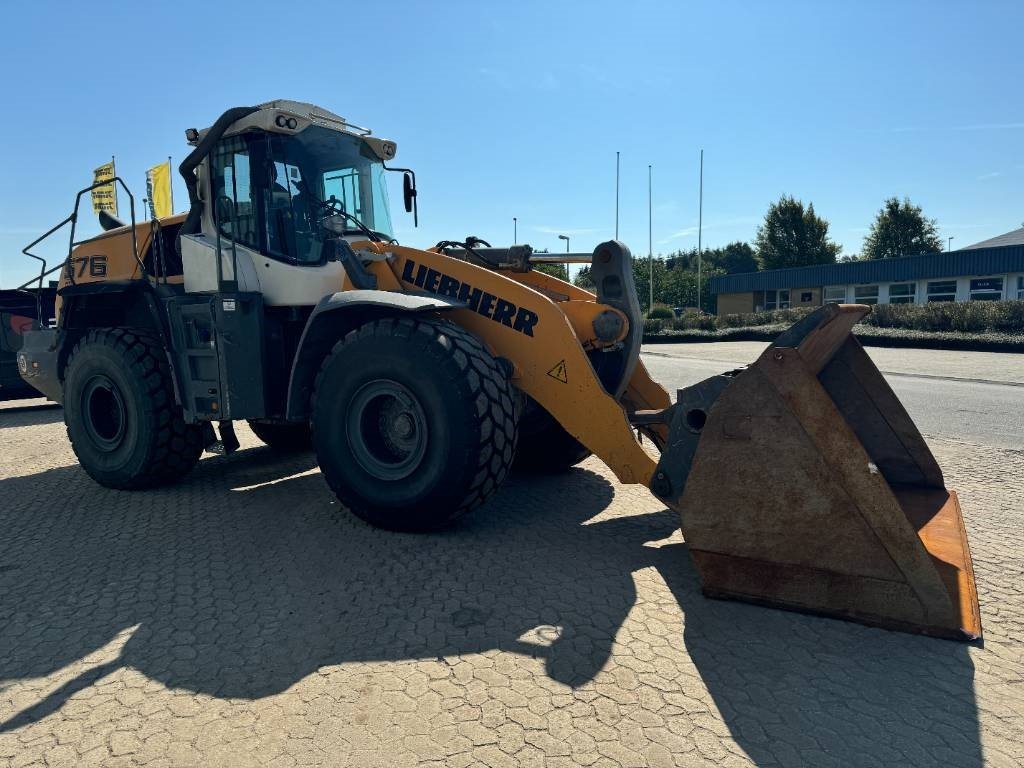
[710,227,1024,314]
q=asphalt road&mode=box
[641,348,1024,450]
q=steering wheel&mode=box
[315,197,384,243]
[315,196,343,216]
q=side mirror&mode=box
[383,164,419,227]
[402,172,418,228]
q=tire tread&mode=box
[312,316,518,529]
[65,328,202,489]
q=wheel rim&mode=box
[82,374,127,451]
[347,379,428,481]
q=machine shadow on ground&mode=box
[651,544,982,767]
[0,401,63,428]
[0,448,981,766]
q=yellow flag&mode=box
[91,161,117,216]
[146,160,173,219]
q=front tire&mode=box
[514,398,592,472]
[311,317,518,531]
[63,328,203,489]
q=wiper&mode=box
[336,227,396,244]
[324,207,381,243]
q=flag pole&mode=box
[614,151,620,240]
[168,156,174,213]
[697,149,703,312]
[648,164,653,314]
[112,154,118,218]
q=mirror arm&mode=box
[383,162,418,227]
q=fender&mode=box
[16,328,61,402]
[49,281,178,396]
[284,290,464,420]
[385,241,659,486]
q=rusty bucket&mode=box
[653,304,981,640]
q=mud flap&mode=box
[652,304,982,640]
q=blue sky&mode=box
[1,0,1021,286]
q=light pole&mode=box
[513,217,517,244]
[558,234,569,281]
[948,236,954,252]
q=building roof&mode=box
[710,243,1024,294]
[963,227,1024,250]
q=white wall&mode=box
[835,274,1018,304]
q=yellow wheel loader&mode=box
[18,100,981,640]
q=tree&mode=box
[665,243,756,275]
[754,196,841,269]
[534,263,568,280]
[862,197,942,259]
[662,264,720,313]
[572,257,718,313]
[530,248,569,280]
[573,265,594,290]
[631,257,672,313]
[709,242,758,274]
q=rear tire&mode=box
[514,399,591,472]
[63,328,203,489]
[247,420,312,452]
[312,316,518,531]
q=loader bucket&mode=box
[652,304,981,640]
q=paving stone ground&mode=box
[0,400,1021,767]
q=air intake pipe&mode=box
[177,105,260,249]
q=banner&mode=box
[91,161,117,216]
[146,160,173,219]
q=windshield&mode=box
[276,126,393,239]
[211,126,394,265]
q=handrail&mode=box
[20,177,143,325]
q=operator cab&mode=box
[210,124,395,265]
[180,100,411,305]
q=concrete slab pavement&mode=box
[642,342,1024,386]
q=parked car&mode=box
[1,287,56,400]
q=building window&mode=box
[1018,276,1024,300]
[927,280,957,302]
[763,289,790,311]
[854,285,879,305]
[969,277,1003,301]
[889,283,916,304]
[800,291,813,303]
[823,286,846,304]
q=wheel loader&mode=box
[18,100,981,640]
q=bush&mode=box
[669,309,717,331]
[647,306,675,320]
[715,306,815,329]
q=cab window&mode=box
[210,136,259,251]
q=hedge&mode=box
[642,300,1024,351]
[646,306,675,320]
[644,299,1024,335]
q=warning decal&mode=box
[547,360,568,383]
